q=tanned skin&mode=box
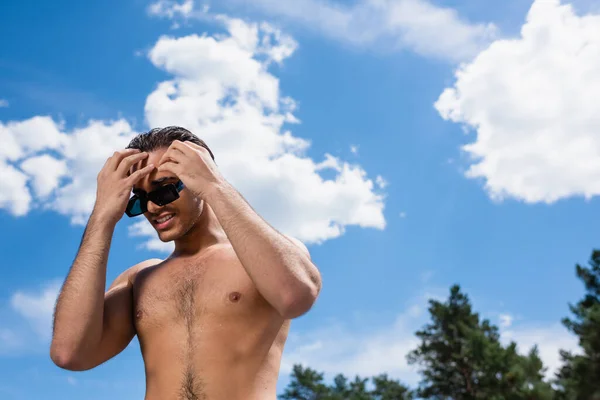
[50,143,322,400]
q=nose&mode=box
[146,199,164,215]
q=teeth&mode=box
[156,215,174,224]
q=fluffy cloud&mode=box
[375,176,388,189]
[201,0,497,63]
[0,116,69,216]
[142,16,385,245]
[129,219,175,253]
[51,119,136,224]
[20,155,69,199]
[436,0,600,203]
[0,281,61,355]
[0,116,136,223]
[0,162,31,216]
[0,15,385,247]
[0,116,67,161]
[10,281,61,341]
[282,303,424,386]
[148,0,194,19]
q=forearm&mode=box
[50,210,115,362]
[206,182,321,318]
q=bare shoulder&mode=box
[107,258,164,292]
[283,235,311,259]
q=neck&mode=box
[171,203,229,257]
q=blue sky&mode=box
[1,0,600,398]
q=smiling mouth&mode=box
[153,213,175,228]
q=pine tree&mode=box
[279,365,332,400]
[371,374,414,400]
[407,285,554,399]
[555,250,600,399]
[279,365,413,399]
[508,346,556,399]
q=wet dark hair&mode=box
[126,126,215,161]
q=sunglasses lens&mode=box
[150,185,179,206]
[126,197,144,217]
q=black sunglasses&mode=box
[125,180,185,217]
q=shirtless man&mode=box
[50,126,322,400]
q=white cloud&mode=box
[0,116,67,162]
[10,281,61,341]
[0,281,64,356]
[0,15,385,249]
[0,116,68,216]
[143,16,385,245]
[0,99,8,108]
[282,288,446,386]
[350,145,359,155]
[51,119,136,224]
[399,211,407,218]
[129,220,175,253]
[282,306,422,386]
[0,116,136,223]
[375,175,388,189]
[436,0,600,203]
[0,116,67,216]
[0,162,31,216]
[148,0,194,19]
[212,0,497,63]
[20,154,69,198]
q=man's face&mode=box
[130,147,204,242]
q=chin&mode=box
[157,230,179,242]
[153,223,180,241]
[154,214,197,242]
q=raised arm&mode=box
[50,148,155,370]
[51,259,158,371]
[157,140,322,319]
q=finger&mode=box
[169,140,194,156]
[181,141,203,151]
[126,163,155,186]
[117,152,149,177]
[109,148,141,170]
[110,148,141,169]
[157,161,180,176]
[102,155,112,170]
[158,148,182,166]
[177,141,213,161]
[128,160,143,177]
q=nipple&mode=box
[229,292,242,302]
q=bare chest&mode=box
[132,253,268,333]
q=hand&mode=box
[157,140,225,199]
[93,149,155,225]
